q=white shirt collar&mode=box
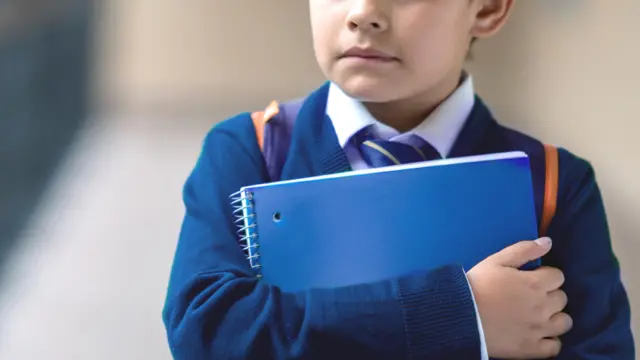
[326,75,476,158]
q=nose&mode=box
[345,0,389,33]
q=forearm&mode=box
[163,260,481,359]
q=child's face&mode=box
[310,0,513,103]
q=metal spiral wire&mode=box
[230,189,262,277]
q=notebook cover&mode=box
[242,151,539,292]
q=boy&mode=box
[162,0,634,359]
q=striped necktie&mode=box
[353,128,442,168]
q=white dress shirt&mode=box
[325,75,489,360]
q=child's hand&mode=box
[467,238,572,359]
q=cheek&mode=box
[398,9,469,74]
[403,30,462,78]
[312,36,332,78]
[310,20,335,70]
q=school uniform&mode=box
[162,78,634,360]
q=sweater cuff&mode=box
[394,265,481,359]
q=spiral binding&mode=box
[230,189,262,278]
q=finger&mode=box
[535,337,563,358]
[527,266,565,292]
[490,238,553,268]
[546,289,568,314]
[545,312,573,338]
[544,267,565,291]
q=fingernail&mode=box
[535,237,552,247]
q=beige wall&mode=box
[94,0,639,335]
[93,0,324,115]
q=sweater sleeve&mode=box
[161,121,481,360]
[548,149,634,359]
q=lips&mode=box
[340,47,398,62]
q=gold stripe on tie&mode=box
[363,141,401,165]
[410,145,427,160]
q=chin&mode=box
[335,76,400,103]
[336,75,406,103]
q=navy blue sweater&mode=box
[162,83,634,359]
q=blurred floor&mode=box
[0,116,213,360]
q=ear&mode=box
[470,0,516,39]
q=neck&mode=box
[363,71,462,133]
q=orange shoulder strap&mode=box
[540,144,559,236]
[250,100,280,151]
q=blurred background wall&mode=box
[93,0,323,117]
[0,1,638,359]
[0,0,93,283]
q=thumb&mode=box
[490,237,553,268]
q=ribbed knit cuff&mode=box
[394,265,481,359]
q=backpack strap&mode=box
[250,98,305,182]
[250,100,280,152]
[539,144,559,236]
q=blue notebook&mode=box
[231,151,539,292]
